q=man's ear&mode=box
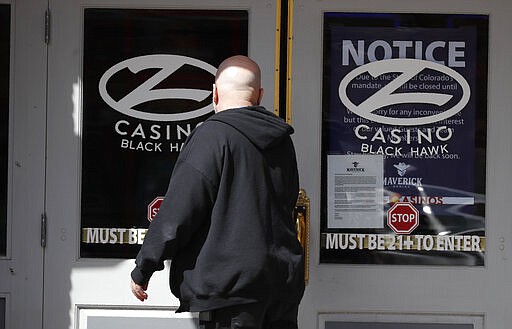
[212,83,218,105]
[257,88,264,105]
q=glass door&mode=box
[292,0,511,328]
[44,1,279,328]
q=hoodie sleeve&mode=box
[131,158,216,285]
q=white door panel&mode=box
[0,1,46,328]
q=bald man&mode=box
[212,55,263,112]
[131,55,304,328]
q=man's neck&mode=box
[215,100,256,113]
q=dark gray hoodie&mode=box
[131,106,305,312]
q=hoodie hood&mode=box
[207,106,294,150]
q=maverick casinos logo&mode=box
[98,55,217,152]
[347,161,365,172]
[385,162,423,188]
[394,162,410,177]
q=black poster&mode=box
[0,5,10,256]
[321,13,488,265]
[81,9,248,258]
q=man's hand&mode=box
[130,279,148,302]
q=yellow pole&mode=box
[274,0,282,116]
[286,0,294,124]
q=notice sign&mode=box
[80,9,248,258]
[327,154,383,229]
[320,13,488,265]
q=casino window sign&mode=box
[322,202,485,253]
[323,234,485,253]
[80,8,248,258]
[320,13,488,265]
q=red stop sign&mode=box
[387,202,419,234]
[147,197,165,222]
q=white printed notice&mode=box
[327,154,384,228]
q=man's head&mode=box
[212,55,264,112]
